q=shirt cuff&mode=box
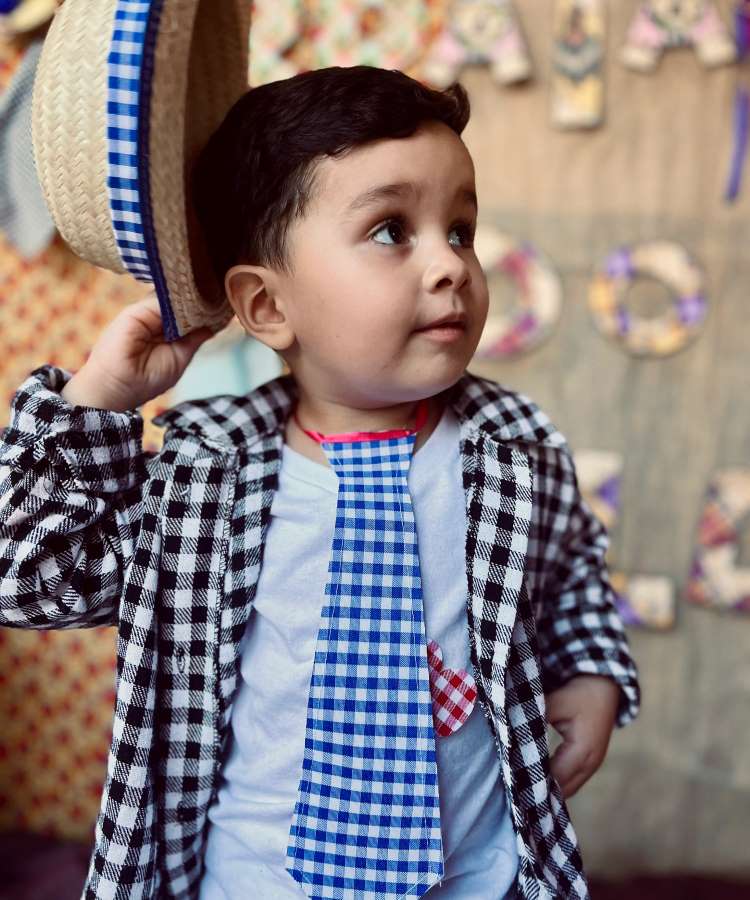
[0,363,147,494]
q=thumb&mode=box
[182,326,215,352]
[549,734,585,788]
[169,326,214,369]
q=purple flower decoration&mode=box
[616,305,631,335]
[516,311,538,334]
[597,475,621,512]
[615,594,643,627]
[676,293,707,326]
[605,248,633,279]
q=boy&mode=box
[0,66,639,899]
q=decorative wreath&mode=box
[588,240,708,357]
[575,449,675,630]
[686,468,750,614]
[473,226,562,358]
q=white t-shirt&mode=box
[199,404,519,898]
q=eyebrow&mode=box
[342,181,478,218]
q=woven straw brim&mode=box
[31,0,251,340]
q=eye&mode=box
[370,217,409,246]
[449,221,476,248]
[369,217,477,248]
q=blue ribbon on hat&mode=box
[105,0,179,340]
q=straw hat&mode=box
[0,0,56,36]
[31,0,251,341]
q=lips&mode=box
[417,314,467,331]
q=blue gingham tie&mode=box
[285,399,444,899]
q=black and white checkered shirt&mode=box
[0,363,640,900]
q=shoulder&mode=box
[448,371,570,450]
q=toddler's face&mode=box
[257,120,488,408]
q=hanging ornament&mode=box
[724,2,750,202]
[472,226,562,359]
[248,0,306,86]
[588,241,708,358]
[686,469,750,614]
[550,0,606,129]
[420,0,532,88]
[575,450,676,631]
[300,0,430,72]
[621,0,736,72]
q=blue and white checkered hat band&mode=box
[286,432,444,899]
[105,0,178,340]
[106,1,151,282]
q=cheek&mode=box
[472,266,490,314]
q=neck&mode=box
[285,392,447,465]
[293,393,433,436]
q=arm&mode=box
[532,441,641,729]
[0,363,157,630]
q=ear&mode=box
[224,264,295,351]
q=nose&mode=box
[422,240,472,294]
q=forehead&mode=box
[312,122,476,217]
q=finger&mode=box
[557,767,590,799]
[549,738,588,787]
[137,293,162,311]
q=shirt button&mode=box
[176,646,186,673]
[42,477,54,492]
[176,802,189,823]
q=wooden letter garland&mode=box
[551,0,606,129]
[472,225,562,358]
[299,0,430,72]
[686,469,750,613]
[420,0,532,89]
[574,455,750,623]
[248,0,306,86]
[621,0,736,72]
[588,241,708,358]
[474,234,708,360]
[575,450,676,630]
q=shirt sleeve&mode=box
[532,441,641,728]
[0,363,157,630]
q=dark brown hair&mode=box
[191,65,470,285]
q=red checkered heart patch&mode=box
[426,639,477,737]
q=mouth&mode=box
[415,313,468,333]
[414,321,467,342]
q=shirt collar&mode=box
[151,370,567,453]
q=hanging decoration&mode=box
[299,0,430,72]
[686,468,750,613]
[588,240,708,357]
[550,0,606,129]
[724,2,750,202]
[472,225,562,358]
[620,0,736,72]
[575,449,676,630]
[248,0,306,86]
[420,0,532,88]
